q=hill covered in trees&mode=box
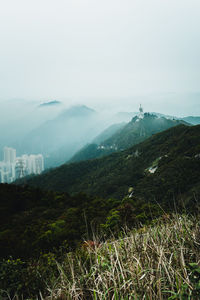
[17,124,200,203]
[3,124,200,261]
[1,125,200,298]
[0,184,119,259]
[70,113,189,163]
[1,183,200,299]
[69,122,126,163]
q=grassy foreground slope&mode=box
[1,214,200,299]
[45,214,200,300]
[18,125,200,202]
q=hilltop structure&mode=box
[138,104,144,119]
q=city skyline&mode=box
[0,146,44,183]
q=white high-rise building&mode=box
[0,147,44,182]
[15,157,27,179]
[0,162,15,183]
[35,154,44,174]
[0,147,17,183]
[4,147,16,164]
[27,155,36,174]
[26,154,44,175]
[0,161,7,183]
[15,154,44,177]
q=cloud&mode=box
[0,0,199,115]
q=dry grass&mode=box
[45,214,200,299]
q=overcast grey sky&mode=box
[0,0,200,115]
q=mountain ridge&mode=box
[17,105,99,168]
[70,112,189,163]
[16,124,200,202]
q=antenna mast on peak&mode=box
[138,104,144,119]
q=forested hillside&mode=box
[0,184,117,259]
[70,113,189,163]
[69,122,125,163]
[1,125,200,298]
[17,125,200,203]
[101,113,188,150]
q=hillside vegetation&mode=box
[0,184,116,259]
[69,113,188,163]
[45,214,200,300]
[101,113,188,150]
[1,214,200,299]
[18,125,200,203]
[70,122,126,163]
[1,125,200,298]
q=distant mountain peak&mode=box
[181,116,200,125]
[58,105,96,119]
[39,100,62,107]
[69,105,95,113]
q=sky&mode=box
[0,0,200,115]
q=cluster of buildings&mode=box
[0,147,44,183]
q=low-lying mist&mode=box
[0,100,135,167]
[1,94,200,168]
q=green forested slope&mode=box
[0,184,119,258]
[1,125,200,298]
[69,113,188,163]
[102,113,188,150]
[17,125,200,203]
[69,122,125,163]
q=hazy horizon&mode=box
[0,92,200,117]
[0,0,200,116]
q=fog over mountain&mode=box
[0,0,200,166]
[0,100,134,166]
[0,99,64,153]
[1,2,200,297]
[0,0,200,115]
[0,97,199,167]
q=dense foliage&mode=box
[70,113,189,163]
[1,214,200,299]
[1,124,200,298]
[0,184,115,259]
[69,143,115,163]
[0,182,165,260]
[69,122,126,163]
[18,125,200,204]
[0,184,163,297]
[45,214,200,299]
[93,122,126,145]
[101,113,188,150]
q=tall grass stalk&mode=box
[46,214,200,299]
